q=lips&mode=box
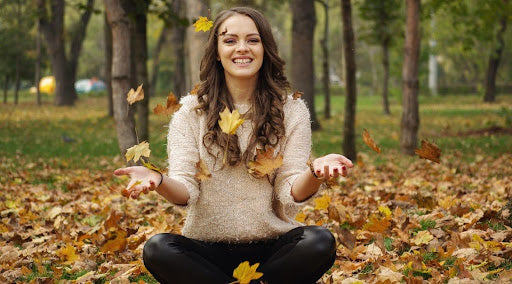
[233,58,253,64]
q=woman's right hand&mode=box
[113,166,163,199]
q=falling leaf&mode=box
[292,91,303,100]
[328,204,341,222]
[314,195,331,211]
[362,129,381,154]
[126,84,144,105]
[193,16,213,32]
[125,141,151,163]
[411,230,434,245]
[56,244,80,264]
[415,139,441,163]
[190,84,200,95]
[247,146,283,178]
[232,261,263,284]
[295,212,307,223]
[153,92,182,116]
[218,107,244,135]
[195,159,211,181]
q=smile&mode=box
[233,58,253,64]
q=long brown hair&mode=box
[195,7,290,168]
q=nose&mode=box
[236,41,249,52]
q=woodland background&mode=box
[1,0,511,283]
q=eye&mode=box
[248,38,260,44]
[224,38,236,44]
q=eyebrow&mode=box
[221,33,260,37]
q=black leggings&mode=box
[143,226,336,284]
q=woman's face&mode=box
[217,14,264,82]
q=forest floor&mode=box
[1,93,511,283]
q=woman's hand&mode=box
[113,166,162,199]
[311,154,353,180]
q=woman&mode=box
[114,7,353,284]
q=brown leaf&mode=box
[327,204,341,223]
[101,230,127,253]
[415,139,441,163]
[190,84,200,95]
[195,159,211,181]
[362,128,381,154]
[153,92,182,116]
[292,91,303,100]
[335,227,356,250]
[363,215,391,233]
[104,210,123,231]
[126,84,144,105]
[248,146,283,178]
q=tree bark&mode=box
[104,12,114,117]
[318,0,331,119]
[171,0,187,99]
[291,0,320,130]
[341,0,357,161]
[400,0,421,155]
[133,0,150,142]
[484,14,507,103]
[185,0,209,88]
[382,38,391,115]
[105,0,138,158]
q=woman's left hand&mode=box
[311,154,353,180]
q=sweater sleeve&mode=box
[166,95,201,207]
[274,98,316,218]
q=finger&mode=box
[332,167,340,178]
[114,168,131,176]
[323,165,329,178]
[341,166,348,177]
[338,156,354,168]
[143,186,149,194]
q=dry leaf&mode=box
[362,129,381,154]
[411,230,434,245]
[314,195,331,211]
[193,16,213,32]
[195,159,211,181]
[292,91,303,100]
[232,261,263,284]
[328,204,341,222]
[101,230,127,253]
[376,266,404,283]
[125,141,151,163]
[190,84,200,95]
[415,139,441,163]
[218,107,244,135]
[295,212,307,223]
[153,92,181,116]
[56,244,80,264]
[141,159,163,174]
[363,215,391,233]
[126,84,144,105]
[247,146,283,178]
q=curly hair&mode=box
[195,7,290,168]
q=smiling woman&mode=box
[114,6,353,284]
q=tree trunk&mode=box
[291,0,320,130]
[382,38,391,115]
[319,0,331,119]
[400,0,421,155]
[185,0,209,88]
[105,0,138,158]
[150,25,168,98]
[341,0,357,161]
[14,0,21,105]
[36,21,42,106]
[105,12,114,117]
[171,0,187,99]
[14,57,20,105]
[3,75,8,104]
[134,0,150,142]
[484,14,507,103]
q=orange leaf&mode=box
[101,230,127,253]
[247,146,283,178]
[362,129,381,154]
[126,84,144,105]
[56,244,80,264]
[190,84,200,95]
[195,159,211,181]
[415,139,441,163]
[292,91,303,100]
[363,215,391,233]
[153,92,181,116]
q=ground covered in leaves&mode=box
[1,151,511,283]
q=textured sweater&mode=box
[166,94,312,243]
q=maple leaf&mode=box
[193,16,213,32]
[126,84,144,105]
[363,214,391,233]
[292,91,303,100]
[314,194,331,210]
[141,159,163,174]
[101,230,127,253]
[190,84,200,95]
[362,128,381,154]
[328,204,341,222]
[56,244,80,264]
[232,261,263,284]
[247,146,283,178]
[219,107,244,135]
[295,212,307,223]
[153,92,182,116]
[415,139,441,163]
[195,159,211,181]
[125,141,151,163]
[411,230,434,245]
[378,205,392,217]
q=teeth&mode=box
[234,58,252,64]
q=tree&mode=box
[316,0,331,119]
[185,0,208,89]
[341,0,357,161]
[400,0,421,155]
[291,0,320,130]
[36,0,95,106]
[104,12,114,117]
[358,0,401,115]
[105,0,137,158]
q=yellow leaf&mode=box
[101,230,127,253]
[141,160,163,174]
[295,212,307,223]
[232,261,263,284]
[218,107,244,135]
[56,244,80,264]
[378,206,392,217]
[195,159,211,181]
[153,92,181,116]
[190,84,200,95]
[415,139,441,163]
[193,16,213,32]
[362,129,381,154]
[411,230,434,245]
[314,195,331,210]
[126,84,144,105]
[247,146,283,178]
[363,214,391,233]
[125,141,151,163]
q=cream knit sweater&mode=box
[167,94,312,243]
